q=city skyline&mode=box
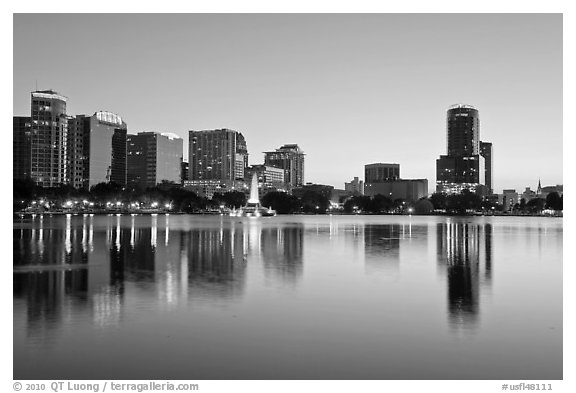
[13,14,563,193]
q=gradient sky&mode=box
[13,13,563,193]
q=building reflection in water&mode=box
[436,220,493,331]
[14,215,308,338]
[14,215,91,343]
[260,224,304,286]
[364,224,402,273]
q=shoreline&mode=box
[13,210,562,218]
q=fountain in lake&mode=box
[230,173,276,217]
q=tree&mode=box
[526,198,546,213]
[545,192,563,211]
[300,190,329,213]
[343,196,371,213]
[13,178,37,202]
[445,190,481,214]
[261,192,301,214]
[519,198,527,212]
[89,182,123,202]
[430,192,447,210]
[370,194,393,213]
[213,191,247,209]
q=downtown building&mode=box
[13,116,32,180]
[14,90,129,190]
[344,177,364,195]
[436,104,493,195]
[68,111,128,189]
[245,164,286,198]
[264,144,305,189]
[29,90,69,187]
[185,129,248,198]
[127,132,183,189]
[364,163,428,202]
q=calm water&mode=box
[13,214,562,380]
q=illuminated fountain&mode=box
[231,173,276,217]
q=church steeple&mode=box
[537,179,542,195]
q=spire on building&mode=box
[537,179,542,195]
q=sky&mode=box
[12,13,563,193]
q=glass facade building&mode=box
[436,104,492,195]
[13,116,32,180]
[69,111,128,189]
[127,132,183,189]
[188,129,248,182]
[30,90,68,187]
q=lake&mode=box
[13,214,563,380]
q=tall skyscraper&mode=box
[264,144,305,188]
[68,111,128,189]
[480,141,493,195]
[30,90,68,187]
[67,115,88,189]
[446,104,480,156]
[127,132,183,189]
[13,116,32,180]
[436,104,492,195]
[188,129,248,182]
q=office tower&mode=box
[111,127,127,186]
[67,116,87,189]
[344,177,364,195]
[30,90,68,187]
[181,162,189,184]
[480,142,493,195]
[127,132,183,189]
[436,104,492,195]
[446,104,480,156]
[365,163,400,183]
[70,111,128,189]
[188,129,248,182]
[13,116,32,180]
[264,144,305,188]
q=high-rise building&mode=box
[365,163,400,183]
[30,90,68,187]
[66,111,127,189]
[264,144,305,188]
[480,141,493,195]
[245,164,286,196]
[13,116,32,180]
[67,115,88,189]
[436,104,492,195]
[181,162,189,184]
[446,104,480,156]
[69,111,128,189]
[110,127,128,186]
[127,132,183,189]
[188,129,248,182]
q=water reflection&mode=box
[436,220,493,331]
[14,215,306,337]
[364,224,402,273]
[261,225,304,286]
[13,215,562,380]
